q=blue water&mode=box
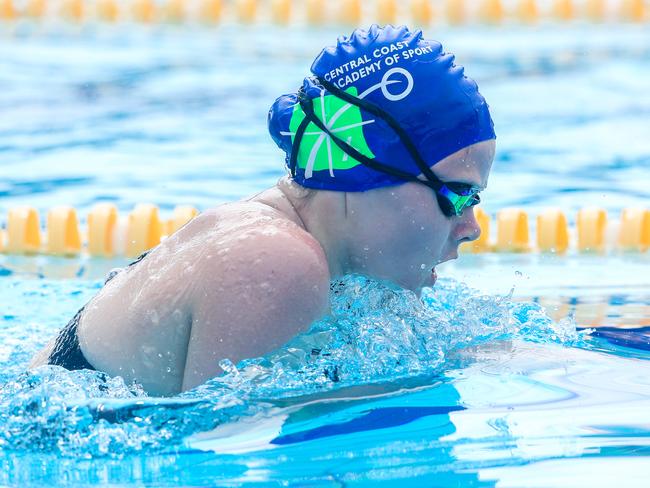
[1,24,650,486]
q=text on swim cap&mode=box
[322,42,435,90]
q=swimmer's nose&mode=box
[455,207,481,243]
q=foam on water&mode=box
[0,275,589,458]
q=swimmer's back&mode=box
[35,201,330,396]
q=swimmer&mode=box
[29,25,496,396]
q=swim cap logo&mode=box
[282,68,414,179]
[377,67,413,102]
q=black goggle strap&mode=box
[288,113,311,177]
[316,76,442,187]
[295,85,443,192]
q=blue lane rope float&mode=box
[1,204,649,257]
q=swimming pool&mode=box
[1,23,650,485]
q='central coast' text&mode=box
[322,42,435,89]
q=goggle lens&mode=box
[436,184,481,217]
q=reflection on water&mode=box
[2,340,649,486]
[531,292,650,330]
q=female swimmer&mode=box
[30,25,496,396]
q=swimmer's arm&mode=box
[181,230,330,392]
[73,216,208,396]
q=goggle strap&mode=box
[297,88,437,188]
[289,114,311,177]
[316,76,441,185]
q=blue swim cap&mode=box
[268,25,496,192]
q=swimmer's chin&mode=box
[412,268,437,297]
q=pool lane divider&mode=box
[1,204,649,258]
[0,0,647,25]
[464,206,650,254]
[1,204,199,258]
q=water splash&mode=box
[0,276,589,457]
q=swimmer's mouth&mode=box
[429,250,459,284]
[435,252,459,267]
[429,252,458,283]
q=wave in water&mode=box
[0,275,589,457]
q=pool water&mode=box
[1,24,650,486]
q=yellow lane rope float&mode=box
[479,0,505,24]
[1,204,650,257]
[0,0,647,25]
[576,207,607,252]
[410,0,435,26]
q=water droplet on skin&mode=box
[146,309,160,325]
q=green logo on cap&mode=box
[286,87,376,179]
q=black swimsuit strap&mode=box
[47,307,96,371]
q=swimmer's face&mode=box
[346,140,495,291]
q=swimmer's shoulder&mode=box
[100,200,326,290]
[169,201,299,238]
[187,201,330,311]
[137,201,330,318]
[185,201,327,267]
[179,202,331,389]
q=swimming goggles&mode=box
[291,76,482,218]
[436,182,482,217]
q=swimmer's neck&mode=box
[246,179,350,279]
